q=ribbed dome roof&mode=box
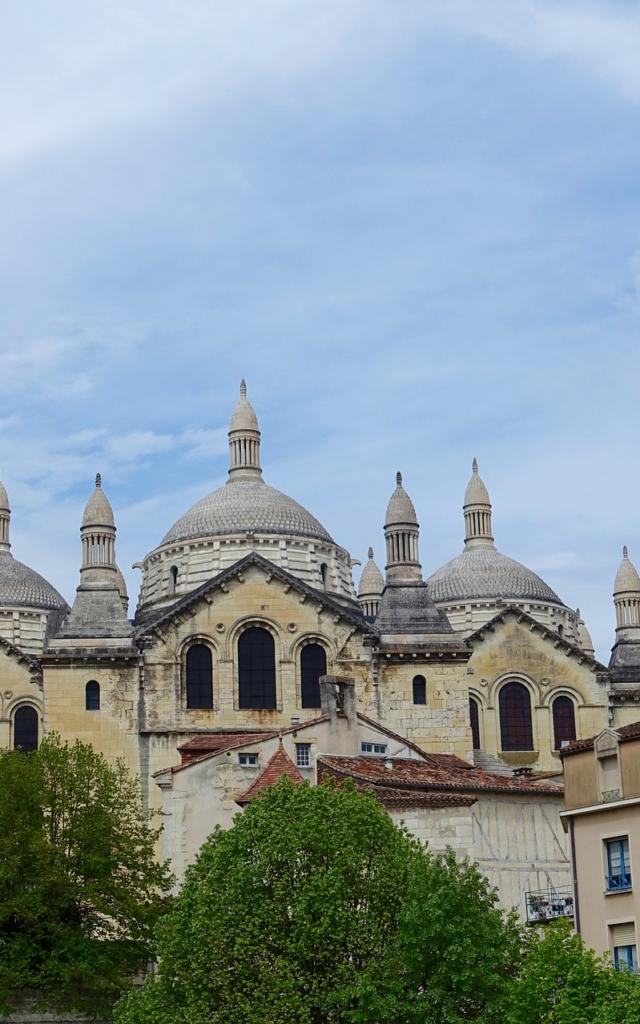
[614,546,640,594]
[162,478,333,546]
[427,545,563,605]
[0,551,67,611]
[385,472,418,527]
[358,547,384,597]
[82,474,115,528]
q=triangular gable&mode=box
[236,743,304,805]
[467,605,608,673]
[137,552,372,637]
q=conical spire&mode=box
[228,379,262,479]
[358,546,384,620]
[0,477,10,552]
[384,471,421,583]
[463,458,493,547]
[614,546,640,636]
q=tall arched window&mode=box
[412,675,426,705]
[320,563,328,589]
[85,680,100,711]
[300,643,326,708]
[499,682,534,751]
[14,705,38,752]
[169,565,178,595]
[553,696,576,749]
[186,644,213,709]
[238,627,276,709]
[469,697,481,750]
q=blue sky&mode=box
[1,1,640,660]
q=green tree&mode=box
[505,918,640,1024]
[115,778,522,1024]
[0,734,172,1017]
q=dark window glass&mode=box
[499,682,534,751]
[14,706,38,752]
[85,680,100,711]
[186,644,213,709]
[238,627,276,709]
[412,675,426,705]
[469,697,481,750]
[553,696,576,749]
[300,643,326,709]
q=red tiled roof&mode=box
[561,720,640,757]
[178,732,272,763]
[318,755,563,797]
[236,745,304,805]
[316,764,476,808]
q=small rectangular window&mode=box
[361,741,387,755]
[296,743,311,768]
[238,752,258,766]
[606,837,632,892]
[611,922,637,972]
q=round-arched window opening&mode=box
[14,705,38,752]
[553,695,576,749]
[499,682,534,751]
[238,627,276,710]
[85,680,100,711]
[469,697,481,750]
[186,644,213,709]
[412,675,426,705]
[300,643,327,709]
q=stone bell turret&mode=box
[464,458,494,548]
[384,472,421,584]
[228,379,262,480]
[358,547,384,620]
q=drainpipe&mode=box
[569,816,581,934]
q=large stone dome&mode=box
[162,478,333,546]
[427,546,563,605]
[0,550,67,611]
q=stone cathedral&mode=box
[2,382,639,906]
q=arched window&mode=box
[14,706,38,752]
[85,680,100,711]
[499,682,534,751]
[169,565,178,595]
[238,627,276,709]
[553,696,576,749]
[300,643,326,709]
[469,697,481,750]
[412,675,426,705]
[320,563,328,589]
[186,644,213,709]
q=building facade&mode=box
[562,722,640,969]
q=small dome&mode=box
[385,472,418,527]
[162,477,333,546]
[0,550,67,611]
[115,564,128,600]
[464,458,491,506]
[615,546,640,595]
[575,609,594,655]
[229,379,259,432]
[82,474,115,529]
[0,479,9,512]
[358,547,384,597]
[427,545,563,605]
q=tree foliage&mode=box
[505,919,640,1024]
[115,778,522,1024]
[0,734,172,1017]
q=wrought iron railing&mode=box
[525,888,574,925]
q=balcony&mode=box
[525,888,574,925]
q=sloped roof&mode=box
[561,720,640,757]
[467,606,608,672]
[236,745,304,805]
[318,755,563,797]
[178,731,274,763]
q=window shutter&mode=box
[600,755,620,793]
[611,922,636,947]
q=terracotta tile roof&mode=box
[318,755,563,797]
[236,745,304,805]
[316,764,476,808]
[178,732,272,763]
[561,720,640,757]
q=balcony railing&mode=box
[607,872,632,892]
[525,888,574,925]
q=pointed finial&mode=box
[368,546,374,559]
[240,379,247,397]
[576,607,581,618]
[95,472,102,488]
[472,457,478,473]
[624,545,629,559]
[396,471,402,486]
